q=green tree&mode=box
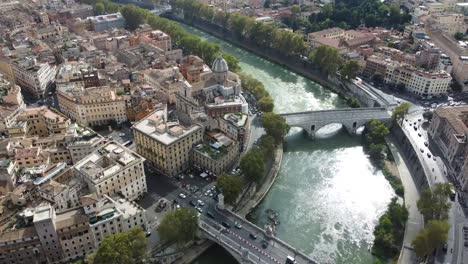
[121,5,146,30]
[157,208,199,246]
[412,220,450,258]
[451,81,462,92]
[262,112,290,143]
[94,2,105,15]
[216,175,244,205]
[259,135,276,160]
[348,98,360,108]
[240,149,264,183]
[222,53,240,72]
[264,0,271,8]
[368,143,385,161]
[454,32,465,40]
[366,119,390,145]
[341,60,360,80]
[392,102,410,124]
[417,183,452,221]
[258,96,274,112]
[309,46,343,75]
[91,227,147,264]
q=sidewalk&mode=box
[236,144,283,217]
[386,137,424,264]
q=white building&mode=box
[74,141,147,200]
[407,70,452,98]
[11,59,56,98]
[87,13,125,32]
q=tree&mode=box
[412,220,450,258]
[341,60,360,80]
[94,2,105,15]
[369,143,385,161]
[222,53,240,72]
[454,32,465,40]
[392,102,410,124]
[366,119,390,145]
[262,112,290,143]
[451,81,462,92]
[309,46,343,75]
[121,5,146,30]
[157,208,199,246]
[264,0,271,8]
[259,135,276,159]
[417,183,452,221]
[216,175,244,205]
[348,98,360,108]
[422,111,433,121]
[240,149,264,183]
[258,96,274,112]
[91,227,147,264]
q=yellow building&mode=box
[133,106,203,177]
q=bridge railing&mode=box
[221,209,319,264]
[278,107,388,116]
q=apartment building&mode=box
[0,77,25,136]
[191,132,240,175]
[7,106,71,138]
[57,85,127,127]
[219,112,249,151]
[138,30,172,51]
[133,106,203,177]
[0,195,146,264]
[143,67,190,104]
[429,13,466,35]
[87,13,125,32]
[406,70,452,97]
[416,42,441,70]
[428,106,468,190]
[74,141,147,200]
[11,59,56,98]
[56,62,104,89]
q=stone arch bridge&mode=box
[279,107,392,138]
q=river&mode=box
[179,24,395,264]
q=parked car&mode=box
[424,142,429,147]
[178,193,187,199]
[197,200,205,206]
[206,211,215,219]
[189,200,197,207]
[420,148,425,153]
[249,233,257,240]
[221,222,231,228]
[427,153,432,158]
[234,222,242,229]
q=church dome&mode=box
[212,54,229,73]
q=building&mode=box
[416,42,441,70]
[87,13,125,32]
[56,62,104,89]
[6,106,71,138]
[191,132,240,175]
[429,13,466,36]
[57,85,127,127]
[219,112,249,151]
[307,27,376,53]
[74,141,147,200]
[11,59,56,98]
[406,70,451,98]
[428,106,468,190]
[133,105,203,177]
[137,30,172,51]
[0,76,25,136]
[143,67,190,104]
[0,195,146,264]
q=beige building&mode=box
[429,13,467,35]
[133,106,203,177]
[143,67,190,104]
[191,132,240,175]
[57,85,127,127]
[0,77,25,136]
[428,106,468,189]
[11,59,56,99]
[219,112,249,151]
[7,106,71,138]
[74,141,147,200]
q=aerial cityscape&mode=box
[0,0,467,264]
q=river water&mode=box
[180,24,395,264]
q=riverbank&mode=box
[163,13,355,102]
[236,143,283,217]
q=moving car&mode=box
[286,256,296,264]
[249,233,257,240]
[145,231,152,237]
[207,211,215,219]
[234,222,242,229]
[221,222,231,228]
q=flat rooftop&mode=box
[133,109,201,146]
[75,141,143,183]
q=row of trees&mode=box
[372,197,408,259]
[171,0,306,58]
[412,183,453,258]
